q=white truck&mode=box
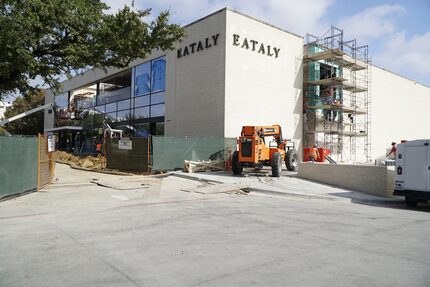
[394,139,430,207]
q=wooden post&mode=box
[49,150,54,182]
[37,133,41,192]
[148,136,151,173]
[103,135,107,169]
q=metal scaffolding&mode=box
[303,26,371,163]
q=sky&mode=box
[103,0,430,87]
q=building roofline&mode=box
[225,8,304,39]
[183,7,303,39]
[372,64,430,89]
[182,7,227,28]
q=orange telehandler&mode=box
[232,125,297,177]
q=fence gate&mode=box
[105,137,150,172]
[38,134,54,190]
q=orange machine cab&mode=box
[233,125,297,177]
[238,125,283,164]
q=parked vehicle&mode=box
[394,139,430,207]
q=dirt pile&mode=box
[55,151,105,170]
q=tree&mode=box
[0,1,184,100]
[3,90,45,135]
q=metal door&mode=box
[405,146,427,191]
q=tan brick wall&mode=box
[298,163,394,197]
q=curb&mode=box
[42,183,95,189]
[170,172,224,184]
[247,187,347,202]
[56,160,133,176]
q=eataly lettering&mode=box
[177,34,220,58]
[232,34,280,58]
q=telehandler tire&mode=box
[232,151,243,175]
[285,149,297,171]
[271,152,282,177]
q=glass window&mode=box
[98,70,132,105]
[117,99,130,111]
[70,84,97,109]
[134,106,150,120]
[95,105,105,114]
[105,112,116,123]
[134,123,150,137]
[117,109,131,122]
[99,87,131,105]
[106,102,117,113]
[150,104,165,118]
[134,62,151,96]
[151,57,166,92]
[151,91,165,105]
[135,95,150,107]
[81,109,94,126]
[155,122,165,135]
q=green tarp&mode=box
[0,136,38,198]
[152,136,236,171]
[105,138,150,172]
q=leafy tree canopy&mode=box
[3,89,45,135]
[0,0,184,100]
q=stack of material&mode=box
[55,151,105,170]
[183,160,225,173]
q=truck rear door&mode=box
[405,145,427,191]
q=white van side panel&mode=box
[404,146,427,191]
[427,147,430,190]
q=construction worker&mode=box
[96,141,102,154]
[386,142,397,159]
[309,144,320,163]
[322,85,336,121]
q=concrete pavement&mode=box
[1,164,429,286]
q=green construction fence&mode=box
[0,136,38,198]
[151,136,237,171]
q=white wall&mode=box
[224,10,303,151]
[0,101,12,119]
[165,10,226,137]
[372,66,430,159]
[44,90,55,130]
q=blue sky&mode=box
[105,0,430,87]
